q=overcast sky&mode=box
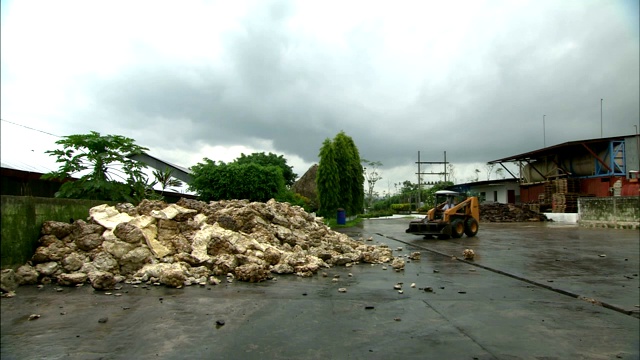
[1,0,639,195]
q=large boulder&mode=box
[90,204,133,229]
[150,203,197,220]
[102,239,137,260]
[35,262,60,277]
[158,266,187,288]
[234,263,270,282]
[62,253,88,272]
[15,265,39,285]
[119,247,153,275]
[113,223,146,244]
[1,269,18,293]
[89,271,116,290]
[72,220,105,252]
[57,272,88,286]
[41,221,74,239]
[91,252,119,273]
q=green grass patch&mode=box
[359,210,394,219]
[325,217,363,228]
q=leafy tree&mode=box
[188,159,286,202]
[362,159,382,210]
[447,163,456,184]
[42,131,158,203]
[316,131,364,217]
[420,181,454,210]
[484,163,496,180]
[316,139,340,217]
[234,152,297,187]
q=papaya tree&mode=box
[42,131,158,202]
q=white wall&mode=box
[471,182,520,204]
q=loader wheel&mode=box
[451,219,465,238]
[464,218,479,237]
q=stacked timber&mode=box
[480,203,548,222]
[552,178,580,213]
[543,182,554,204]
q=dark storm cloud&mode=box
[63,0,638,174]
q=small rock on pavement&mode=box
[90,272,116,290]
[463,249,475,260]
[28,314,41,321]
[338,288,347,293]
[2,291,16,298]
[98,317,108,323]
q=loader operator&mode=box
[442,197,455,211]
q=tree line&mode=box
[42,131,503,218]
[42,131,366,217]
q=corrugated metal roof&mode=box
[0,159,56,174]
[488,134,639,163]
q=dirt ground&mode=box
[2,220,638,360]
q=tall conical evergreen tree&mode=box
[317,131,364,217]
[333,132,353,214]
[341,133,364,214]
[316,138,340,217]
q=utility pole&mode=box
[444,151,447,182]
[417,151,421,206]
[600,98,603,138]
[543,115,546,147]
[415,151,449,209]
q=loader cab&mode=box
[434,190,464,217]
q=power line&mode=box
[0,118,62,138]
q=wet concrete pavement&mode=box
[2,220,639,359]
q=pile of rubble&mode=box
[480,203,548,222]
[6,198,395,291]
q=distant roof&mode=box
[450,178,519,188]
[488,133,639,164]
[435,190,459,195]
[126,152,193,183]
[0,160,56,174]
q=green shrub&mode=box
[359,210,394,218]
[391,203,411,213]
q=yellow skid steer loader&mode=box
[406,190,479,239]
